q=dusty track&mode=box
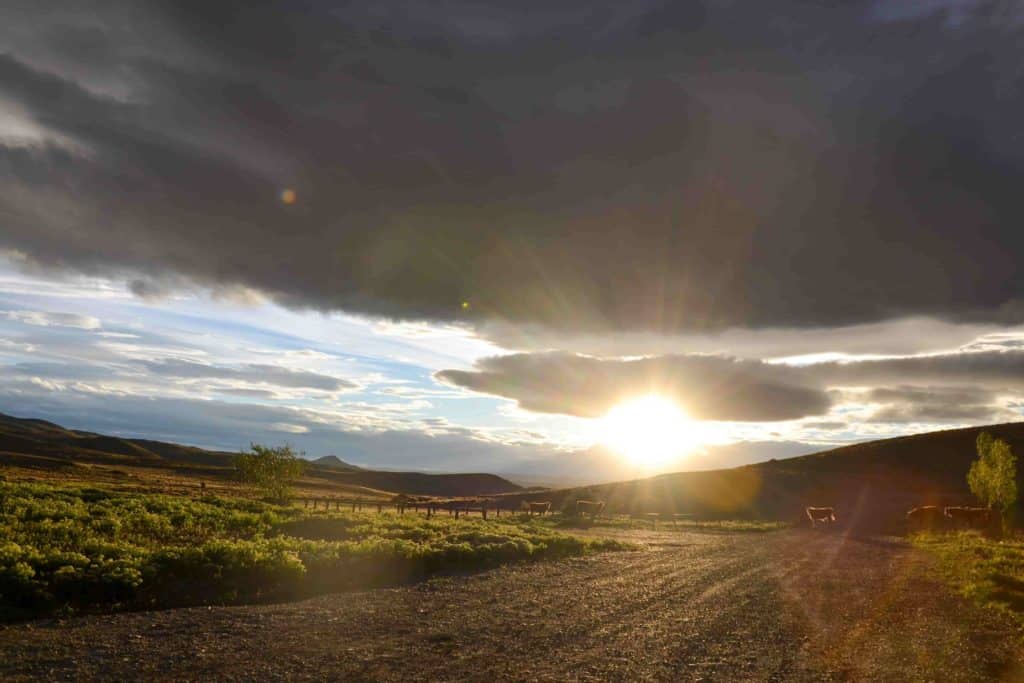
[2,530,1021,681]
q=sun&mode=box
[599,395,697,470]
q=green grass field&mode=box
[538,515,788,533]
[912,531,1024,631]
[0,481,633,621]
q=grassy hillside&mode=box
[495,423,1024,532]
[0,413,522,499]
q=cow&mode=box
[525,501,551,516]
[944,506,992,530]
[906,505,944,532]
[576,500,605,520]
[806,506,836,528]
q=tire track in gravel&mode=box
[534,561,782,681]
[499,554,764,679]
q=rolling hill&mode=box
[311,455,362,471]
[496,422,1024,531]
[0,412,522,498]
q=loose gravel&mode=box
[1,530,1020,682]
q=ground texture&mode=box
[1,529,1021,682]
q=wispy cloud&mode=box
[4,310,101,330]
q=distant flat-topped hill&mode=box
[0,412,522,498]
[311,455,362,471]
[497,422,1024,532]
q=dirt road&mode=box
[2,530,1020,682]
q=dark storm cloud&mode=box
[437,348,1024,422]
[436,352,831,421]
[3,1,1024,332]
[813,350,1024,388]
[861,385,1014,423]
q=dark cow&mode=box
[576,500,605,520]
[944,506,992,530]
[906,505,944,531]
[525,501,551,516]
[806,506,836,528]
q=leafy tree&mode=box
[236,444,307,501]
[967,432,1017,530]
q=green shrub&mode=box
[968,432,1018,532]
[0,481,632,620]
[235,444,306,501]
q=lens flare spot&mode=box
[280,188,297,205]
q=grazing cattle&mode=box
[944,506,992,530]
[526,501,551,516]
[576,500,605,520]
[906,505,944,531]
[806,506,836,528]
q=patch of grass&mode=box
[523,514,787,533]
[912,531,1024,630]
[0,481,633,621]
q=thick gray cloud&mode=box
[480,317,1003,359]
[862,385,1015,423]
[814,350,1024,388]
[438,348,1024,422]
[437,352,831,421]
[2,2,1024,333]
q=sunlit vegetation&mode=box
[0,481,633,621]
[912,531,1024,631]
[535,514,788,533]
[967,432,1018,532]
[235,443,307,501]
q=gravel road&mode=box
[2,530,1020,682]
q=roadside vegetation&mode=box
[0,481,632,621]
[909,432,1023,630]
[537,514,787,533]
[912,531,1024,631]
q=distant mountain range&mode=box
[0,412,522,497]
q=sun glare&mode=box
[599,395,697,471]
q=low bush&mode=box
[0,482,631,620]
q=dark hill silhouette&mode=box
[0,412,522,497]
[497,422,1024,532]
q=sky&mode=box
[2,1,1024,483]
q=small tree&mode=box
[236,443,307,501]
[967,432,1017,531]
